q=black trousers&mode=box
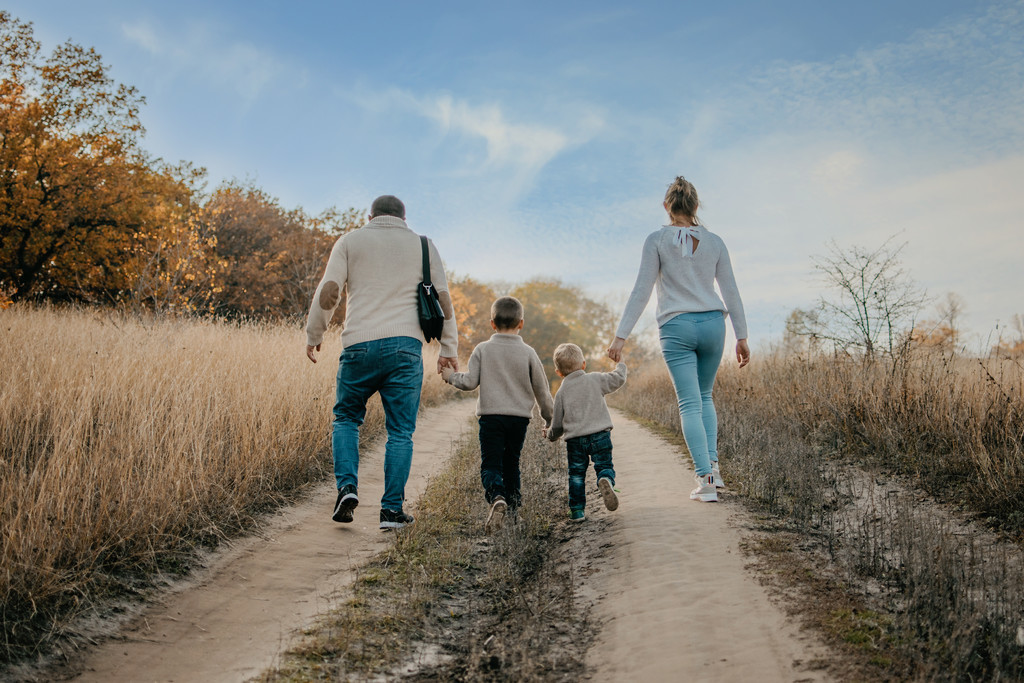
[477,415,531,509]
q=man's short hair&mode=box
[553,343,585,375]
[370,195,405,219]
[490,296,524,331]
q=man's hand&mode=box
[607,336,626,362]
[736,339,750,368]
[441,366,455,382]
[541,427,549,439]
[306,343,321,363]
[437,355,459,374]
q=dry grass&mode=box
[264,419,588,682]
[0,304,453,663]
[611,346,1024,680]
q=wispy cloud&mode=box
[347,86,603,208]
[738,1,1024,156]
[120,19,288,101]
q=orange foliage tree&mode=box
[0,11,171,303]
[203,182,363,320]
[448,275,497,357]
[511,278,617,381]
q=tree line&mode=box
[0,12,616,379]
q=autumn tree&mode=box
[448,275,497,355]
[910,292,965,352]
[124,163,222,314]
[511,278,617,381]
[204,182,363,320]
[992,314,1024,359]
[0,12,167,303]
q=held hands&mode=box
[305,343,321,363]
[736,339,750,368]
[437,355,459,375]
[607,336,626,362]
[440,365,455,382]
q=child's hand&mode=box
[441,366,455,382]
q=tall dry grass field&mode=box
[612,348,1024,678]
[0,305,452,661]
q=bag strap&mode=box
[420,235,433,287]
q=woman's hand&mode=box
[607,336,626,362]
[736,339,750,368]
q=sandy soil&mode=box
[45,401,834,683]
[63,398,475,683]
[576,409,831,683]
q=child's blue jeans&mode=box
[565,430,615,511]
[659,311,726,477]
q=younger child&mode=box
[442,297,553,531]
[545,343,627,521]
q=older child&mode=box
[442,297,553,531]
[544,343,627,521]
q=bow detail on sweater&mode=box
[671,226,701,258]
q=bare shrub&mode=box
[802,238,929,359]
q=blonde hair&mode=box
[664,176,700,225]
[553,343,585,375]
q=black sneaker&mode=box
[332,485,358,523]
[380,508,415,530]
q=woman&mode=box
[608,176,749,503]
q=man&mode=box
[305,195,458,529]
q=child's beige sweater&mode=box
[446,333,554,423]
[547,363,627,441]
[305,216,458,357]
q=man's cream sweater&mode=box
[305,216,458,356]
[446,333,554,423]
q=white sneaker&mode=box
[690,473,718,502]
[597,477,619,511]
[485,496,507,532]
[711,462,725,489]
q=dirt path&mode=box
[66,399,475,683]
[575,409,830,682]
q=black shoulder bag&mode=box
[417,235,445,343]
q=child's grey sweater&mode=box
[547,363,627,442]
[447,333,554,423]
[615,225,747,341]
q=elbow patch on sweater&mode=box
[319,281,341,310]
[438,290,454,319]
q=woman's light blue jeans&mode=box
[659,311,726,477]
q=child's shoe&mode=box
[485,496,507,532]
[597,477,619,511]
[689,473,718,502]
[569,508,586,522]
[711,462,726,489]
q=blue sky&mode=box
[11,1,1024,348]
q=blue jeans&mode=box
[332,336,423,511]
[659,311,725,477]
[565,430,615,511]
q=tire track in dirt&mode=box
[64,399,475,683]
[576,409,831,682]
